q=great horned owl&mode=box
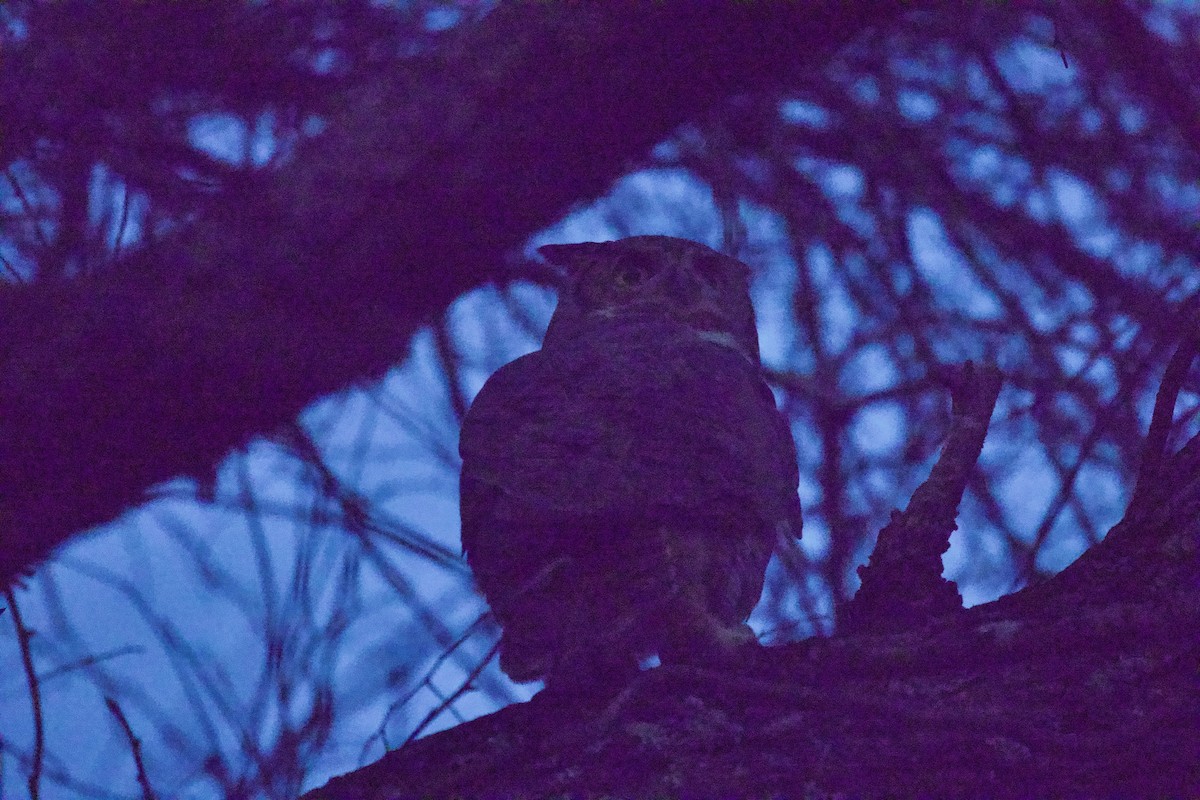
[459,236,802,687]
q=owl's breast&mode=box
[459,317,800,536]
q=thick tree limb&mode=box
[305,362,1200,800]
[0,3,893,585]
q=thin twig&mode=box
[1131,320,1200,512]
[0,248,23,281]
[105,697,157,800]
[4,587,44,800]
[402,637,501,748]
[362,608,497,761]
[4,167,51,250]
[111,181,132,261]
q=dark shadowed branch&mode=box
[0,2,896,587]
[305,354,1198,799]
[843,361,1003,633]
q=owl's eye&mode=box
[611,256,654,289]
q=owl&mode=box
[459,236,801,687]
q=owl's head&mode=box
[538,236,761,363]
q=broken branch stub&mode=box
[842,361,1004,634]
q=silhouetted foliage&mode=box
[1,2,1196,798]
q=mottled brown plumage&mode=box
[459,236,801,686]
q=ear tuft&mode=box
[537,242,605,269]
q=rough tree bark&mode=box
[0,3,892,585]
[306,358,1199,799]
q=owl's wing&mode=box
[459,317,801,555]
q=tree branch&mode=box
[842,361,1003,633]
[304,354,1199,798]
[0,3,896,585]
